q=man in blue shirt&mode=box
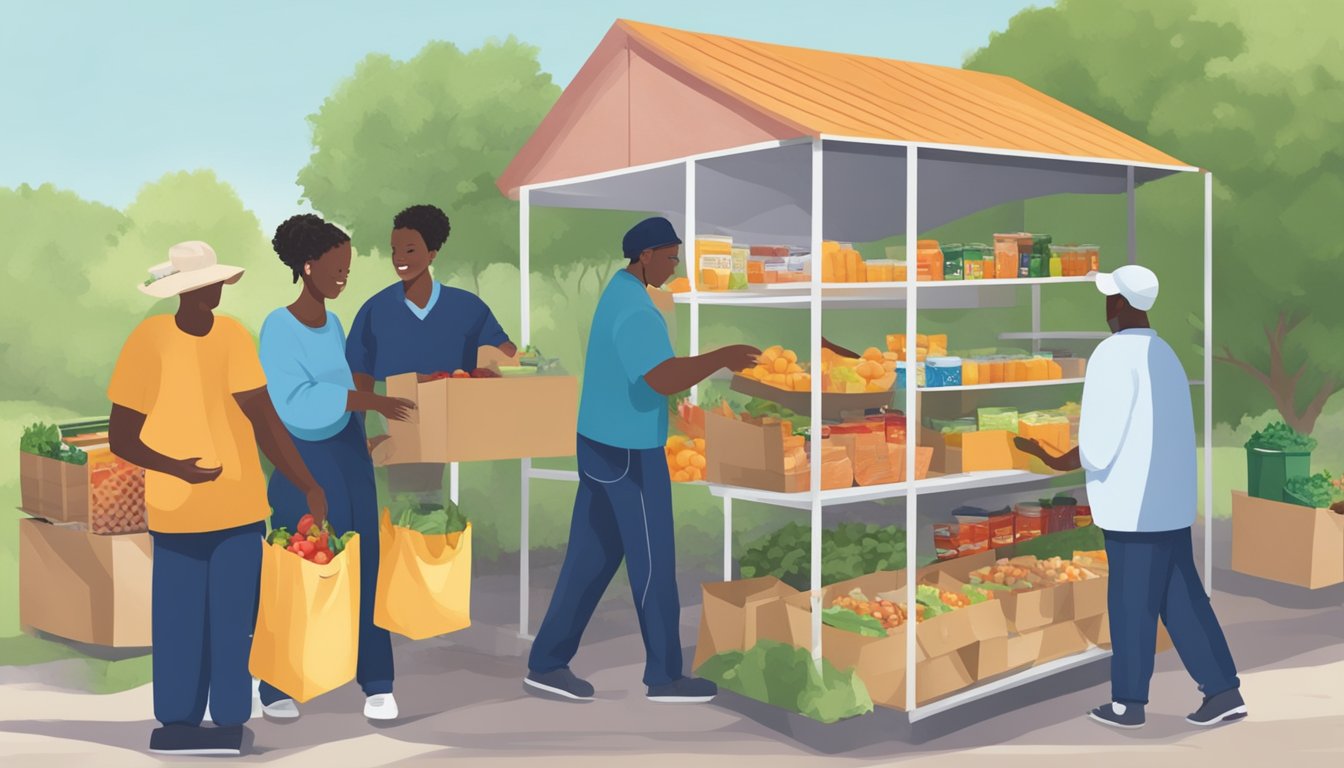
[525,217,758,704]
[348,204,517,495]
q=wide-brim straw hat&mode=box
[138,240,244,299]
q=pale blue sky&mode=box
[1,0,1040,231]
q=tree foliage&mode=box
[967,0,1344,433]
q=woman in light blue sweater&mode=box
[256,215,415,722]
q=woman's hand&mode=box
[304,486,328,528]
[1013,437,1048,459]
[376,396,417,422]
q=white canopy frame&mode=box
[514,137,1212,720]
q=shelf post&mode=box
[809,138,825,665]
[449,462,460,506]
[519,185,532,639]
[686,160,701,403]
[904,145,920,713]
[1127,166,1137,265]
[1203,171,1214,594]
[722,496,733,581]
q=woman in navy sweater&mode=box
[347,205,517,496]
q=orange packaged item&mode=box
[986,511,1015,548]
[989,360,1005,384]
[1026,358,1049,381]
[961,430,1015,473]
[916,240,944,281]
[821,444,854,490]
[993,234,1019,279]
[954,517,991,556]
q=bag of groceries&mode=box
[374,497,472,640]
[250,515,359,702]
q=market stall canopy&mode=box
[498,20,1196,243]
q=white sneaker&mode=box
[364,694,399,721]
[262,699,301,720]
[251,678,262,719]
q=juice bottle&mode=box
[1048,245,1064,277]
[1016,234,1034,279]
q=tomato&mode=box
[313,551,330,565]
[290,534,303,546]
[296,540,316,556]
[318,531,329,549]
[297,514,315,536]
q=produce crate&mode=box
[730,375,892,421]
[18,447,147,535]
[377,373,578,465]
[1246,447,1311,502]
[1231,491,1344,589]
[18,517,152,647]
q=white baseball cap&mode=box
[1095,264,1159,311]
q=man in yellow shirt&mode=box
[109,241,325,757]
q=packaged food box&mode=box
[20,439,147,535]
[925,357,963,388]
[379,373,578,465]
[961,430,1015,473]
[19,518,152,647]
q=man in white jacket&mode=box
[1016,265,1245,730]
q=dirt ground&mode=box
[2,544,1343,767]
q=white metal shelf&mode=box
[907,647,1112,723]
[706,469,1081,510]
[999,331,1109,341]
[673,276,1096,310]
[917,378,1084,393]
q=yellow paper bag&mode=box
[374,511,471,640]
[250,535,360,703]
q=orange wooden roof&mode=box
[498,20,1188,197]
[619,20,1185,166]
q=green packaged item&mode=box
[930,417,978,434]
[822,606,886,637]
[977,407,1020,433]
[942,243,964,281]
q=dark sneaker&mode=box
[524,668,595,701]
[1187,688,1247,727]
[647,677,717,703]
[149,724,245,756]
[1089,702,1145,729]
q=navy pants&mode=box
[259,418,392,704]
[530,435,683,687]
[151,521,264,727]
[1105,527,1240,705]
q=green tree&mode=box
[1,172,278,415]
[297,38,636,305]
[0,184,129,411]
[966,0,1344,434]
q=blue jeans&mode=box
[259,418,392,704]
[530,435,683,687]
[151,522,265,727]
[1104,527,1240,705]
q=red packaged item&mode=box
[1014,502,1045,542]
[954,517,990,556]
[933,523,960,561]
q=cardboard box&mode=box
[18,518,152,647]
[958,634,1040,681]
[705,411,807,493]
[828,432,934,485]
[1018,620,1089,666]
[692,577,801,670]
[1230,491,1344,589]
[1077,612,1174,654]
[821,625,973,710]
[18,450,147,534]
[1067,575,1109,620]
[821,569,1008,658]
[377,373,578,465]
